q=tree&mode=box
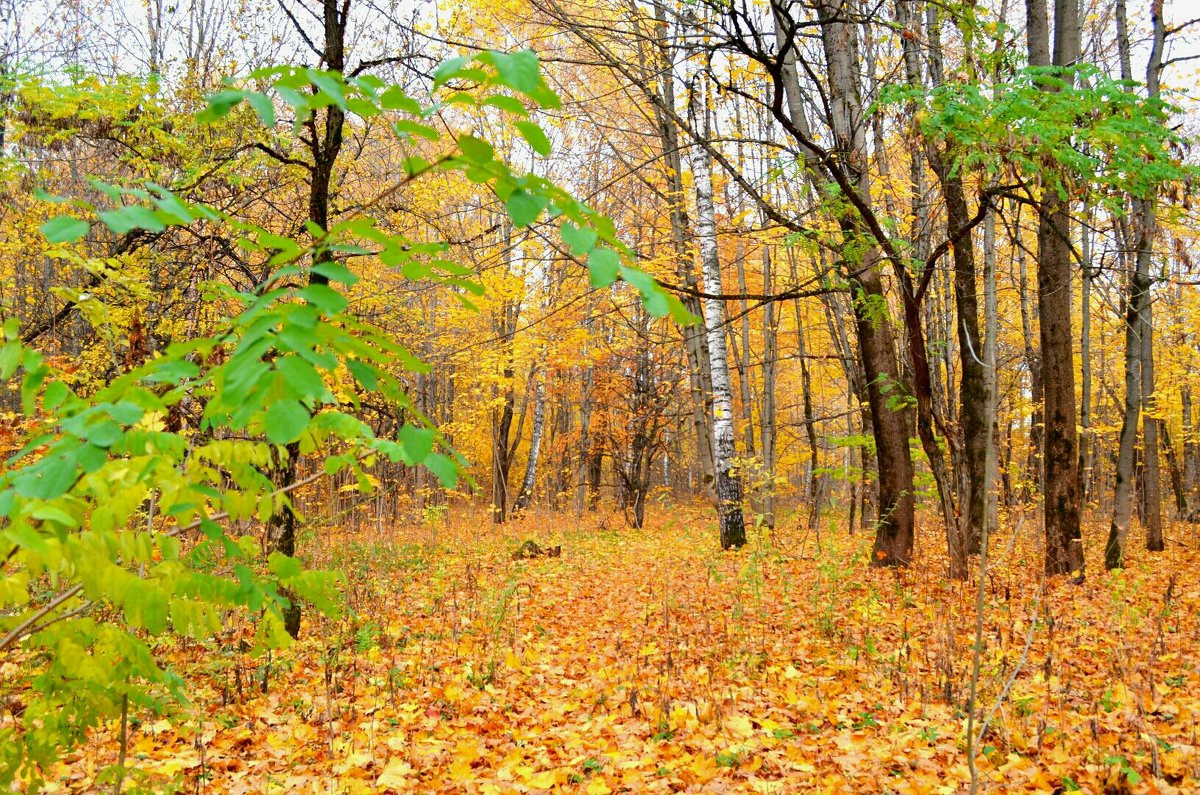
[0,53,684,785]
[1027,0,1085,576]
[1107,0,1167,568]
[687,63,747,549]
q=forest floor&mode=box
[34,503,1200,793]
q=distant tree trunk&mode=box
[1107,0,1165,566]
[1015,216,1044,503]
[515,378,546,512]
[1183,386,1198,520]
[734,241,756,455]
[491,378,516,523]
[1142,295,1163,551]
[491,250,522,524]
[984,205,1000,533]
[1106,217,1148,569]
[689,69,746,550]
[765,0,915,562]
[621,318,662,529]
[1162,423,1186,519]
[651,0,716,495]
[1139,2,1167,555]
[576,303,597,515]
[1079,205,1094,508]
[1027,0,1084,576]
[759,242,778,529]
[586,446,603,511]
[900,0,969,576]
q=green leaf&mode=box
[432,55,472,88]
[380,86,422,114]
[620,264,669,317]
[560,222,597,256]
[275,356,328,401]
[306,69,347,108]
[18,450,78,499]
[297,284,349,316]
[264,399,310,444]
[310,262,359,286]
[457,134,494,163]
[515,120,551,155]
[424,453,458,488]
[484,95,528,115]
[40,216,91,243]
[588,248,621,288]
[399,425,435,464]
[98,205,167,235]
[347,359,378,391]
[31,505,78,529]
[393,119,441,142]
[245,92,277,127]
[490,50,541,94]
[506,189,548,228]
[268,551,303,579]
[197,90,244,123]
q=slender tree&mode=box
[1027,0,1085,576]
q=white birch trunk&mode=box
[515,378,546,512]
[688,69,746,549]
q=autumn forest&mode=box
[2,0,1200,791]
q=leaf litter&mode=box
[19,505,1200,793]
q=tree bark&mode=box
[1107,0,1165,566]
[651,0,717,495]
[270,0,350,638]
[1079,207,1093,507]
[515,378,545,512]
[689,70,747,550]
[1028,0,1084,576]
[760,241,778,529]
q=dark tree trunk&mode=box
[270,0,350,638]
[1028,0,1084,576]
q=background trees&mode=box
[4,0,1200,781]
[5,0,1196,556]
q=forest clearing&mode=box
[4,0,1200,791]
[12,507,1200,793]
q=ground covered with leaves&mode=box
[18,505,1200,793]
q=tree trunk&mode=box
[984,205,1000,533]
[777,0,916,564]
[1107,0,1165,566]
[760,242,778,529]
[1079,205,1094,507]
[651,0,717,495]
[734,241,756,456]
[1016,216,1044,503]
[903,0,977,572]
[270,0,349,638]
[1106,210,1147,569]
[1183,386,1198,520]
[689,69,747,549]
[1028,0,1084,575]
[1142,294,1163,551]
[515,378,546,512]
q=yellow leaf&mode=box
[586,778,613,795]
[449,759,474,783]
[727,713,755,738]
[376,758,414,789]
[527,769,559,788]
[452,739,481,764]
